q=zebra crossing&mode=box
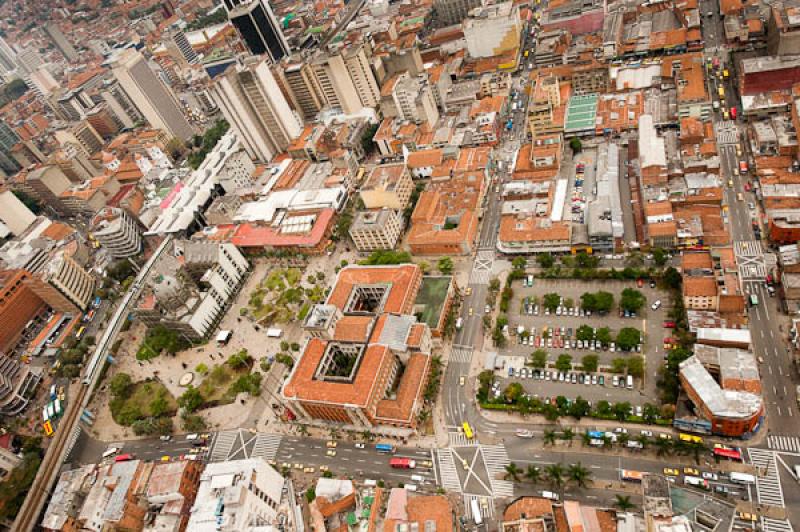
[763,518,794,532]
[481,445,514,498]
[463,494,494,520]
[735,240,769,280]
[250,433,282,461]
[449,431,479,447]
[748,448,785,508]
[767,435,800,454]
[436,448,463,493]
[210,430,239,462]
[469,250,494,285]
[450,346,473,363]
[715,120,739,145]
[64,426,82,459]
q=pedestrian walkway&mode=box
[748,448,785,508]
[449,431,478,447]
[436,448,463,493]
[450,346,473,363]
[463,494,494,520]
[735,240,769,280]
[64,426,82,459]
[715,120,738,145]
[767,435,800,454]
[763,518,794,532]
[210,430,239,462]
[469,250,494,285]
[250,433,282,461]
[481,445,514,497]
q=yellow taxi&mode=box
[663,468,680,476]
[683,467,699,476]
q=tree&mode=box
[576,325,594,342]
[620,288,646,313]
[504,462,522,481]
[635,434,650,449]
[594,291,614,314]
[663,267,682,290]
[149,396,169,417]
[642,403,659,424]
[575,252,599,269]
[614,495,635,512]
[525,465,542,484]
[652,247,668,267]
[580,292,596,311]
[543,429,557,446]
[512,256,527,270]
[561,428,575,445]
[612,402,631,422]
[595,327,612,346]
[570,137,582,154]
[359,250,413,265]
[489,277,501,292]
[227,349,253,370]
[568,397,590,419]
[555,354,572,372]
[360,122,379,154]
[195,363,209,375]
[616,328,641,351]
[567,462,591,488]
[529,349,548,369]
[177,386,203,413]
[596,400,611,416]
[627,356,645,378]
[653,438,672,457]
[110,373,133,398]
[536,253,554,268]
[543,293,560,311]
[545,463,565,491]
[581,354,599,372]
[543,404,560,421]
[504,382,524,403]
[437,256,454,275]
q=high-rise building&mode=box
[15,49,43,76]
[0,270,46,355]
[44,23,79,62]
[25,252,95,313]
[0,35,17,76]
[91,207,143,259]
[101,81,144,129]
[55,121,105,156]
[0,190,36,236]
[110,49,194,140]
[21,165,74,216]
[310,46,380,115]
[166,27,199,66]
[210,56,302,162]
[227,0,289,64]
[27,68,59,99]
[280,59,324,120]
[434,0,484,26]
[343,44,380,109]
[0,122,20,174]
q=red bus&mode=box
[713,445,742,462]
[114,453,134,462]
[390,457,416,469]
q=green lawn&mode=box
[197,364,249,406]
[414,276,452,328]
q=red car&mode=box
[637,278,644,287]
[766,274,773,285]
[663,321,676,328]
[744,182,752,192]
[663,337,676,344]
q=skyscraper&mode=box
[210,56,301,162]
[280,59,324,120]
[109,49,194,140]
[166,27,199,66]
[0,36,17,76]
[310,44,381,115]
[227,0,289,64]
[44,23,78,62]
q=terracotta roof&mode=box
[455,146,491,173]
[375,352,428,423]
[327,264,421,315]
[383,493,453,532]
[683,276,718,297]
[332,315,375,343]
[499,216,571,243]
[681,251,713,270]
[41,222,75,241]
[230,209,334,249]
[407,149,444,168]
[648,220,678,237]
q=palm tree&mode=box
[654,438,672,457]
[417,409,431,424]
[567,462,592,488]
[328,428,340,440]
[543,429,557,446]
[614,494,635,512]
[561,428,575,446]
[617,432,630,447]
[361,430,374,442]
[635,434,649,449]
[504,462,522,482]
[690,442,708,464]
[525,465,541,484]
[545,463,565,492]
[580,432,592,447]
[602,435,613,449]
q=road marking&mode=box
[771,330,775,339]
[769,365,773,375]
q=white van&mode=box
[626,375,634,389]
[102,447,119,459]
[185,433,199,441]
[411,474,425,483]
[405,484,418,492]
[541,490,559,501]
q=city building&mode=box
[44,22,78,62]
[18,165,74,216]
[26,252,95,313]
[55,122,105,157]
[311,46,381,115]
[284,264,433,432]
[134,240,249,340]
[349,209,403,252]
[90,207,143,259]
[0,190,36,236]
[0,35,17,76]
[433,0,483,26]
[227,0,289,64]
[280,60,325,120]
[188,459,284,530]
[109,49,194,141]
[0,122,21,174]
[383,73,440,127]
[142,459,203,531]
[463,2,522,59]
[210,56,302,162]
[166,27,199,66]
[381,489,455,531]
[0,270,47,355]
[500,496,619,531]
[360,164,414,210]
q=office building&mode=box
[166,27,199,65]
[101,81,144,130]
[0,270,47,355]
[21,165,74,216]
[434,0,483,26]
[464,2,522,59]
[27,68,59,99]
[349,209,403,252]
[15,48,43,75]
[26,252,95,313]
[0,35,16,75]
[0,190,36,236]
[281,59,324,120]
[0,122,20,174]
[44,23,78,62]
[227,0,289,64]
[55,122,105,157]
[90,207,143,259]
[110,49,194,140]
[360,163,414,210]
[210,56,302,162]
[311,45,380,114]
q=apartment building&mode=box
[280,60,324,120]
[211,56,302,162]
[0,270,47,354]
[311,45,381,115]
[360,164,414,210]
[55,121,105,157]
[90,207,143,259]
[109,49,194,141]
[349,209,403,251]
[44,22,78,62]
[19,165,75,216]
[434,0,483,26]
[0,190,36,236]
[387,73,440,127]
[26,252,95,313]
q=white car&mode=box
[702,472,719,481]
[355,443,365,449]
[651,300,662,310]
[640,430,653,437]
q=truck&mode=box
[471,498,483,525]
[455,317,463,330]
[729,472,756,484]
[390,457,416,469]
[684,476,710,489]
[739,160,749,174]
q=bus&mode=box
[620,469,645,482]
[390,457,416,469]
[730,472,756,484]
[471,498,483,525]
[75,326,86,340]
[462,422,474,440]
[713,444,743,462]
[455,317,463,330]
[684,476,709,489]
[749,293,759,307]
[375,443,395,454]
[679,433,704,444]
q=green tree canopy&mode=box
[616,327,642,351]
[620,288,646,313]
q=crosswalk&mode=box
[210,430,239,462]
[715,120,739,145]
[748,448,785,507]
[251,433,282,461]
[735,240,769,280]
[64,426,82,460]
[469,250,494,285]
[481,445,514,498]
[463,494,495,520]
[449,431,478,447]
[767,435,800,453]
[450,346,473,363]
[763,518,794,532]
[436,448,463,493]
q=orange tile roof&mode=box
[681,251,713,270]
[683,276,718,297]
[407,148,444,169]
[375,352,428,422]
[41,222,75,241]
[332,315,374,343]
[328,264,421,315]
[499,217,571,243]
[454,146,491,173]
[648,220,678,236]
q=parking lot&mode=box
[494,278,670,410]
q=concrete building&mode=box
[101,81,145,130]
[434,0,483,26]
[188,459,283,531]
[16,48,43,75]
[0,190,36,236]
[0,35,17,76]
[27,68,59,99]
[90,207,143,259]
[134,240,249,340]
[281,60,325,120]
[0,122,20,174]
[44,23,78,62]
[110,49,194,141]
[227,0,289,64]
[211,56,302,162]
[464,2,522,59]
[21,165,74,216]
[311,45,381,114]
[360,164,414,210]
[349,209,403,251]
[0,269,47,355]
[26,252,95,313]
[387,73,440,127]
[166,27,199,66]
[55,122,105,157]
